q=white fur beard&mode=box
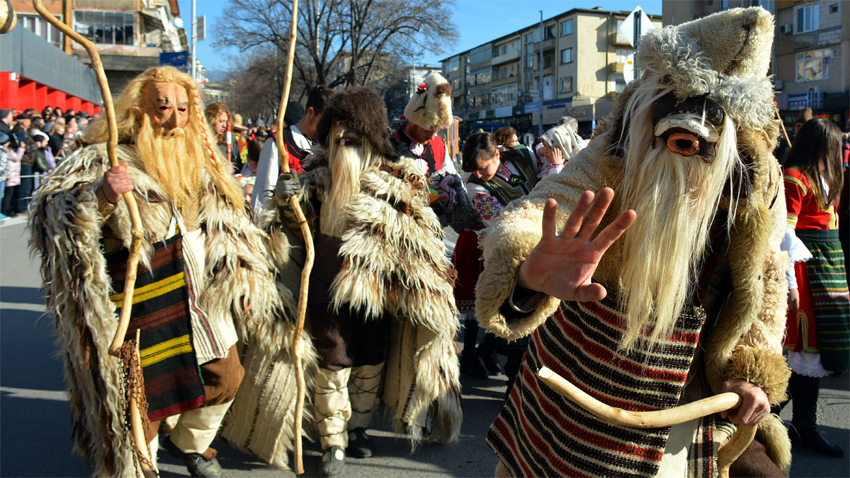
[320,142,363,237]
[617,115,740,353]
[137,115,204,203]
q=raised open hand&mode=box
[517,188,636,302]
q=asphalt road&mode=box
[2,217,848,477]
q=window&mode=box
[526,33,534,43]
[451,78,461,90]
[526,44,534,68]
[795,4,819,33]
[468,69,492,86]
[757,0,773,13]
[543,55,552,69]
[720,0,729,10]
[829,3,838,14]
[20,14,64,47]
[561,48,573,64]
[492,85,518,105]
[560,19,574,36]
[74,11,135,45]
[498,40,519,56]
[500,66,509,79]
[560,77,572,93]
[445,57,460,75]
[796,49,832,82]
[470,45,492,65]
[615,79,627,93]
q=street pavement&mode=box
[2,216,848,477]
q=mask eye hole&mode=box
[340,137,359,147]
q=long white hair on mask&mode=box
[320,123,383,237]
[616,75,743,353]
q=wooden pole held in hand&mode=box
[538,366,756,478]
[274,0,312,474]
[31,1,149,476]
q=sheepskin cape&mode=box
[278,150,463,445]
[28,143,309,476]
[477,6,791,475]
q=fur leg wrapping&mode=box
[170,401,234,453]
[315,367,352,449]
[348,362,384,430]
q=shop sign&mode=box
[467,112,480,120]
[788,93,807,111]
[524,102,540,113]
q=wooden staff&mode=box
[538,366,756,478]
[30,1,150,476]
[274,0,311,474]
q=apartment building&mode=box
[11,0,187,90]
[441,7,662,135]
[664,0,850,131]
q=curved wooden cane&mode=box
[274,0,312,474]
[31,1,150,476]
[538,367,756,478]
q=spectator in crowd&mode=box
[493,126,520,148]
[14,113,37,214]
[1,129,24,217]
[536,123,580,178]
[242,136,264,178]
[47,123,65,157]
[204,102,242,174]
[251,85,333,210]
[0,132,10,221]
[232,113,249,164]
[557,115,589,149]
[0,109,15,150]
[76,117,89,135]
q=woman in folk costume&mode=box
[27,66,306,478]
[457,132,540,394]
[476,8,793,477]
[780,118,849,458]
[536,123,581,179]
[271,87,462,477]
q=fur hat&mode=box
[636,6,775,129]
[315,87,395,158]
[404,72,452,131]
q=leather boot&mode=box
[347,362,383,458]
[314,367,352,476]
[789,372,844,458]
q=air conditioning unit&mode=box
[779,24,793,35]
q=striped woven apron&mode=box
[487,296,710,477]
[786,229,850,373]
[107,234,206,421]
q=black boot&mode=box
[789,372,844,458]
[478,333,502,376]
[460,317,487,379]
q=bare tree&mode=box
[214,0,457,93]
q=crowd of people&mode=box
[0,106,95,220]
[14,6,850,478]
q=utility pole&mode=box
[191,0,197,81]
[539,10,544,136]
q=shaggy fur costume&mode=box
[476,7,791,474]
[403,71,452,132]
[28,143,311,476]
[277,146,464,445]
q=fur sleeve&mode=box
[705,140,791,405]
[476,149,613,341]
[27,146,135,476]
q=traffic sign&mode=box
[619,7,654,48]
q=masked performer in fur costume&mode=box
[392,71,478,232]
[273,87,462,477]
[28,66,303,478]
[476,8,792,477]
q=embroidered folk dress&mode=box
[784,167,850,373]
[452,155,539,313]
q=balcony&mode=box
[611,32,631,47]
[609,62,625,73]
[491,50,520,66]
[490,76,519,88]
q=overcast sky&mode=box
[177,0,663,75]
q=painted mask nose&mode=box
[666,132,700,156]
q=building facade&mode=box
[441,7,662,137]
[10,0,188,92]
[664,0,849,131]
